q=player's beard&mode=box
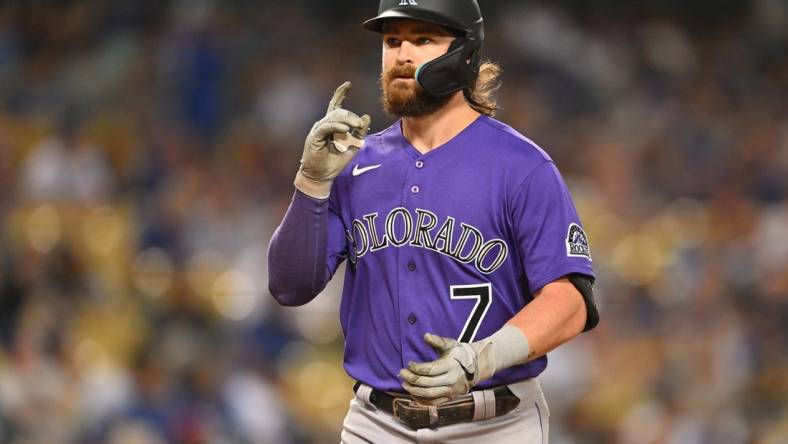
[380,64,452,117]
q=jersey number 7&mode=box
[450,283,492,343]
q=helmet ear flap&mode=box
[415,37,481,97]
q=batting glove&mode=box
[295,81,371,199]
[399,325,531,405]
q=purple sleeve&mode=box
[512,161,595,294]
[267,190,348,306]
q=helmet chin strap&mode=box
[463,87,484,110]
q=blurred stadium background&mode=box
[0,0,786,443]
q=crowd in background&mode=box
[0,0,786,443]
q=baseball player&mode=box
[268,1,599,442]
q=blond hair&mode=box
[466,61,502,117]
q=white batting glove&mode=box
[399,326,531,405]
[295,81,371,199]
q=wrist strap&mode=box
[483,325,531,377]
[294,170,332,199]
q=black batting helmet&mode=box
[363,0,485,98]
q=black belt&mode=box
[352,381,521,429]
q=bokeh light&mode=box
[131,247,175,299]
[82,206,125,257]
[210,269,257,321]
[24,205,62,254]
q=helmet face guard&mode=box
[415,37,481,97]
[363,0,484,98]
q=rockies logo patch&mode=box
[566,223,591,260]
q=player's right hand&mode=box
[295,81,371,199]
[399,333,496,405]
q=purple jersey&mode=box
[318,115,594,391]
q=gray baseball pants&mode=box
[340,378,549,443]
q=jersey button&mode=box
[411,185,420,194]
[408,314,417,324]
[415,160,424,169]
[407,261,416,271]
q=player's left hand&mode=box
[398,333,495,405]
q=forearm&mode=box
[466,279,586,382]
[476,278,586,378]
[267,190,332,306]
[507,278,587,362]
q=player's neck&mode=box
[401,94,480,154]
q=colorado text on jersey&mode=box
[344,207,508,274]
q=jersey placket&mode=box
[399,155,427,367]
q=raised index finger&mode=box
[327,81,352,113]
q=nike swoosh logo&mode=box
[352,164,382,176]
[454,358,476,382]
